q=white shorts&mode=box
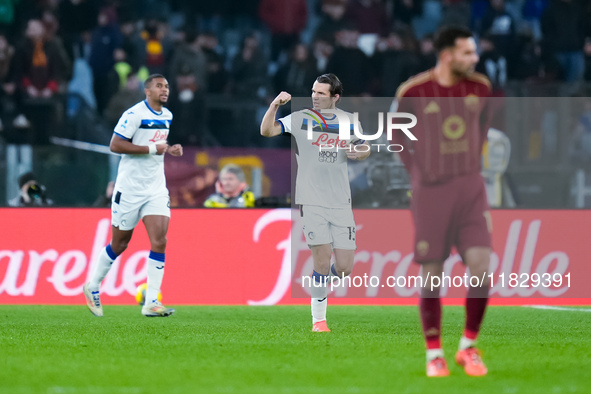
[111,190,170,231]
[301,205,356,250]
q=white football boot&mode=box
[83,283,103,317]
[142,301,175,317]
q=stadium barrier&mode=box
[0,208,589,305]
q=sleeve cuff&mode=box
[278,120,285,135]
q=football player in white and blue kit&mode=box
[260,74,370,332]
[84,74,183,317]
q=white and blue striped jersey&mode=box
[113,100,173,196]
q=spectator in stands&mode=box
[89,8,122,114]
[259,0,308,63]
[120,19,146,72]
[168,63,205,146]
[230,33,267,98]
[476,35,507,93]
[312,36,334,73]
[204,164,255,208]
[142,19,171,75]
[11,19,63,144]
[375,28,420,96]
[104,71,144,129]
[273,43,318,97]
[441,0,471,27]
[197,32,228,94]
[0,32,14,132]
[479,0,516,60]
[392,0,423,28]
[42,10,72,82]
[169,27,207,96]
[510,29,544,81]
[521,0,549,42]
[541,0,587,83]
[417,33,437,72]
[345,0,390,37]
[326,29,371,95]
[58,0,98,62]
[8,171,53,207]
[108,48,133,92]
[314,0,350,45]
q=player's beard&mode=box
[451,64,475,79]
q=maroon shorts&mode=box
[410,172,492,263]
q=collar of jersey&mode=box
[144,100,162,116]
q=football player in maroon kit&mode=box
[393,26,493,377]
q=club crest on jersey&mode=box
[464,94,480,111]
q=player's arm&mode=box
[109,134,168,155]
[260,91,291,137]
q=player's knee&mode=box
[150,235,167,251]
[337,267,352,277]
[111,240,129,255]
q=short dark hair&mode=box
[433,26,474,54]
[315,73,343,97]
[144,74,167,89]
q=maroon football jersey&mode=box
[392,70,492,186]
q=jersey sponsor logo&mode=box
[442,115,466,140]
[149,130,168,143]
[318,150,338,163]
[440,139,469,154]
[311,133,348,149]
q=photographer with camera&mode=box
[8,171,52,207]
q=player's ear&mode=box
[333,94,340,104]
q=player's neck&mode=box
[146,98,163,112]
[432,65,461,88]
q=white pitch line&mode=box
[524,305,591,312]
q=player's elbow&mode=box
[260,126,275,138]
[109,138,124,154]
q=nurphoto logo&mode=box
[305,109,418,153]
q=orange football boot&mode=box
[455,347,488,376]
[426,357,450,377]
[312,320,330,332]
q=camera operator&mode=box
[8,172,53,207]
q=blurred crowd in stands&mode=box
[0,0,589,147]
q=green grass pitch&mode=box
[0,305,589,393]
